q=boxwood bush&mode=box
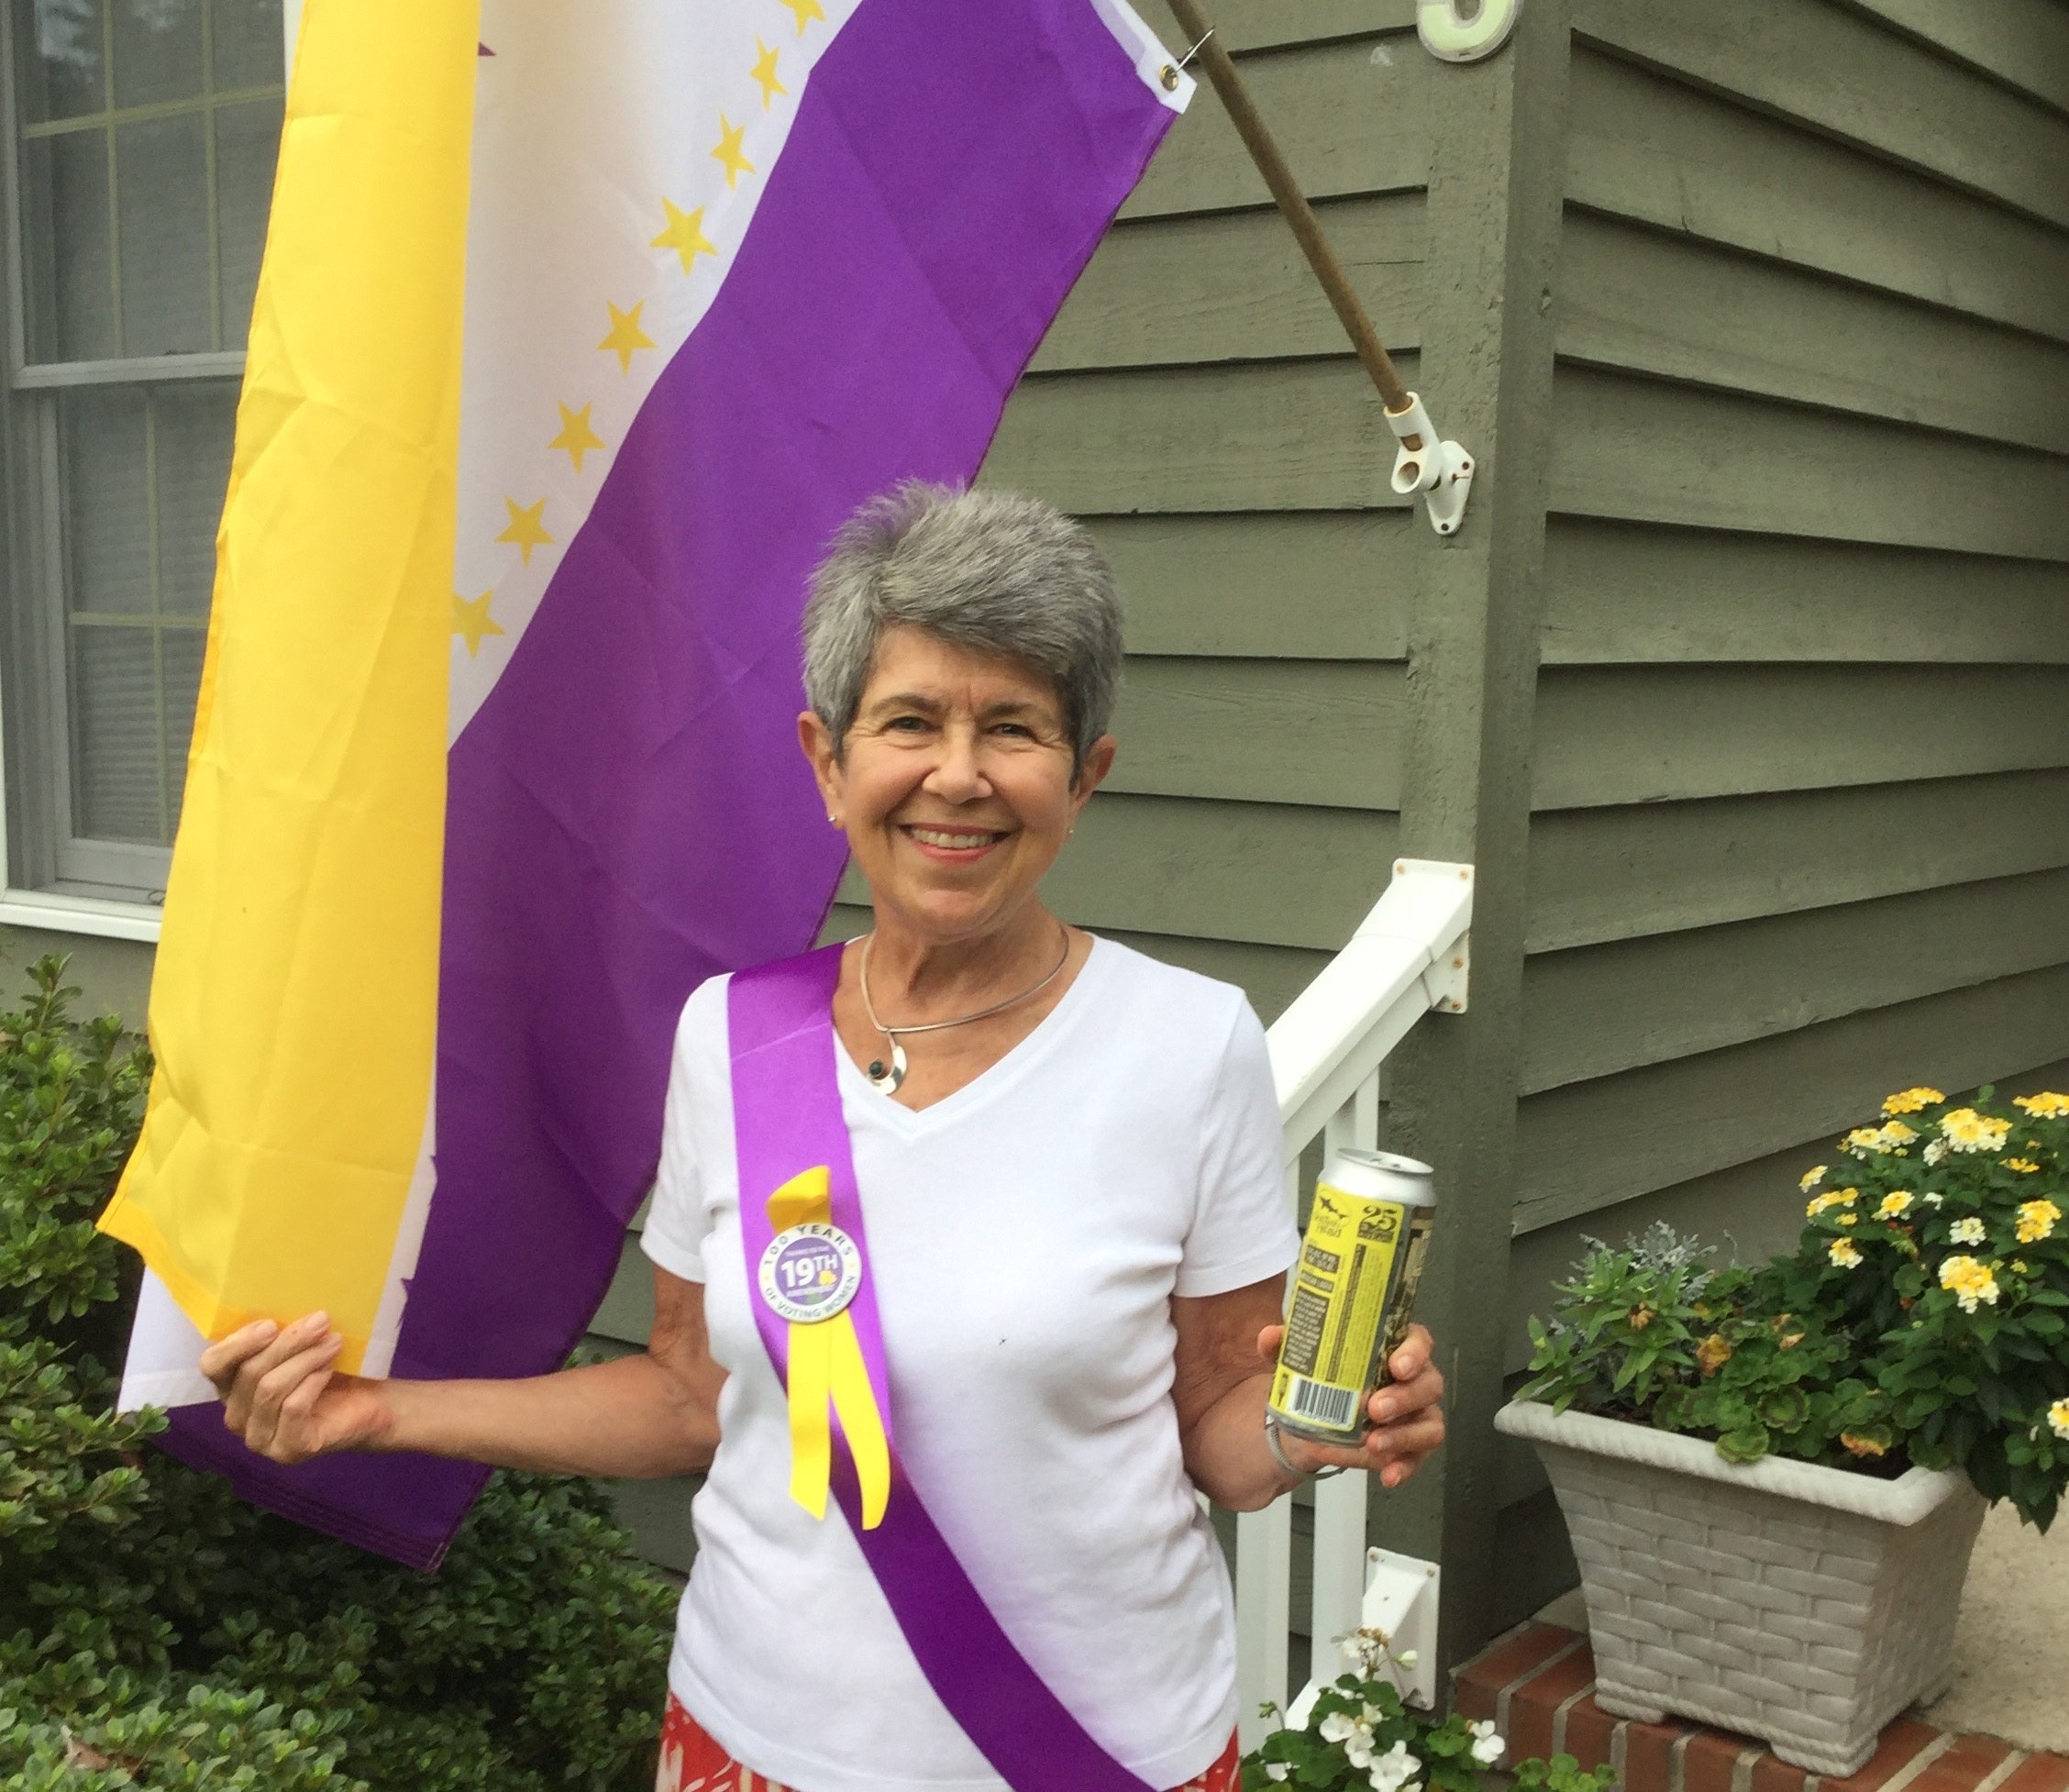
[0,955,676,1789]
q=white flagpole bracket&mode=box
[1387,393,1476,537]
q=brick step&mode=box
[1454,1624,2069,1792]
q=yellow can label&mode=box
[1268,1181,1433,1439]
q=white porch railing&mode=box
[1232,857,1474,1745]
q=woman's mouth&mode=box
[901,824,1008,858]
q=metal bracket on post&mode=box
[1285,1548,1443,1724]
[1421,928,1469,1014]
[1388,392,1475,537]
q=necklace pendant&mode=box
[868,1038,908,1095]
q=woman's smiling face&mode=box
[801,625,1113,944]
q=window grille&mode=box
[1,0,282,902]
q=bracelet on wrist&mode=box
[1265,1414,1347,1484]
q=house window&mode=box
[1,0,282,903]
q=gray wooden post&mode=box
[1373,0,1575,1673]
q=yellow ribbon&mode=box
[768,1168,891,1529]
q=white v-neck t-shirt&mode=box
[639,936,1299,1792]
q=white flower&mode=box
[1469,1720,1506,1766]
[1395,1650,1420,1669]
[1266,1767,1289,1784]
[1949,1217,1986,1245]
[1345,1733,1376,1770]
[1924,1139,1949,1167]
[1922,1190,1945,1205]
[1367,1741,1422,1792]
[1320,1712,1360,1744]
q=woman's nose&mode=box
[925,726,990,800]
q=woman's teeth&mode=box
[908,827,999,848]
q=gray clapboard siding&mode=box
[829,796,1400,951]
[1101,511,1414,659]
[1557,209,2069,456]
[1198,0,1415,52]
[1105,658,1403,808]
[1540,521,2069,668]
[1527,769,2069,951]
[1521,868,2069,1094]
[1511,964,2069,1233]
[1051,795,1400,947]
[1532,664,2069,810]
[1033,195,1424,372]
[591,1233,655,1346]
[1565,49,2069,347]
[984,358,1407,513]
[1548,366,2069,559]
[1122,35,1431,222]
[1572,0,2069,231]
[1834,0,2069,113]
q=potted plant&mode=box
[1242,1628,1618,1792]
[1496,1087,2069,1776]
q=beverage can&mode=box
[1267,1148,1436,1445]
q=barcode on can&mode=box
[1281,1375,1358,1431]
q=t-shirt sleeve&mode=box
[1175,996,1300,1298]
[638,978,724,1284]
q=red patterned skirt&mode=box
[656,1693,1241,1792]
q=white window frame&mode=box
[0,2,297,944]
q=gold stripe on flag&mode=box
[97,0,481,1372]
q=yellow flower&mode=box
[1941,1109,2011,1155]
[1628,1307,1654,1332]
[1939,1255,2000,1312]
[1845,1123,1918,1154]
[1841,1432,1888,1459]
[2005,1158,2041,1175]
[2051,1399,2069,1442]
[1839,1213,1859,1227]
[1829,1239,1863,1269]
[2013,1092,2069,1120]
[1800,1165,1828,1193]
[1696,1333,1732,1377]
[2017,1200,2061,1244]
[1808,1188,1860,1217]
[1877,1192,1914,1220]
[1949,1217,1987,1245]
[2012,1259,2031,1274]
[1883,1088,1944,1116]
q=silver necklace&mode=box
[857,927,1072,1094]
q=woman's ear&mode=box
[1070,734,1117,807]
[797,710,844,819]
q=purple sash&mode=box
[728,946,1157,1792]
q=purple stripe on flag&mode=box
[165,0,1173,1566]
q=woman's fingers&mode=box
[1255,1322,1286,1365]
[241,1330,344,1459]
[212,1311,334,1446]
[198,1317,282,1399]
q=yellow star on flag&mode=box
[777,0,824,36]
[451,590,504,658]
[750,38,786,108]
[549,402,606,473]
[651,197,716,275]
[711,114,755,189]
[598,300,656,374]
[497,497,553,566]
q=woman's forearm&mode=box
[380,1352,721,1479]
[1185,1369,1300,1512]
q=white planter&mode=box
[1494,1399,1986,1777]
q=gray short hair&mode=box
[802,482,1123,773]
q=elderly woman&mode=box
[202,484,1447,1792]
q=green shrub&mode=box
[0,954,676,1790]
[1520,1083,2069,1530]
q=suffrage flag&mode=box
[103,0,1190,1565]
